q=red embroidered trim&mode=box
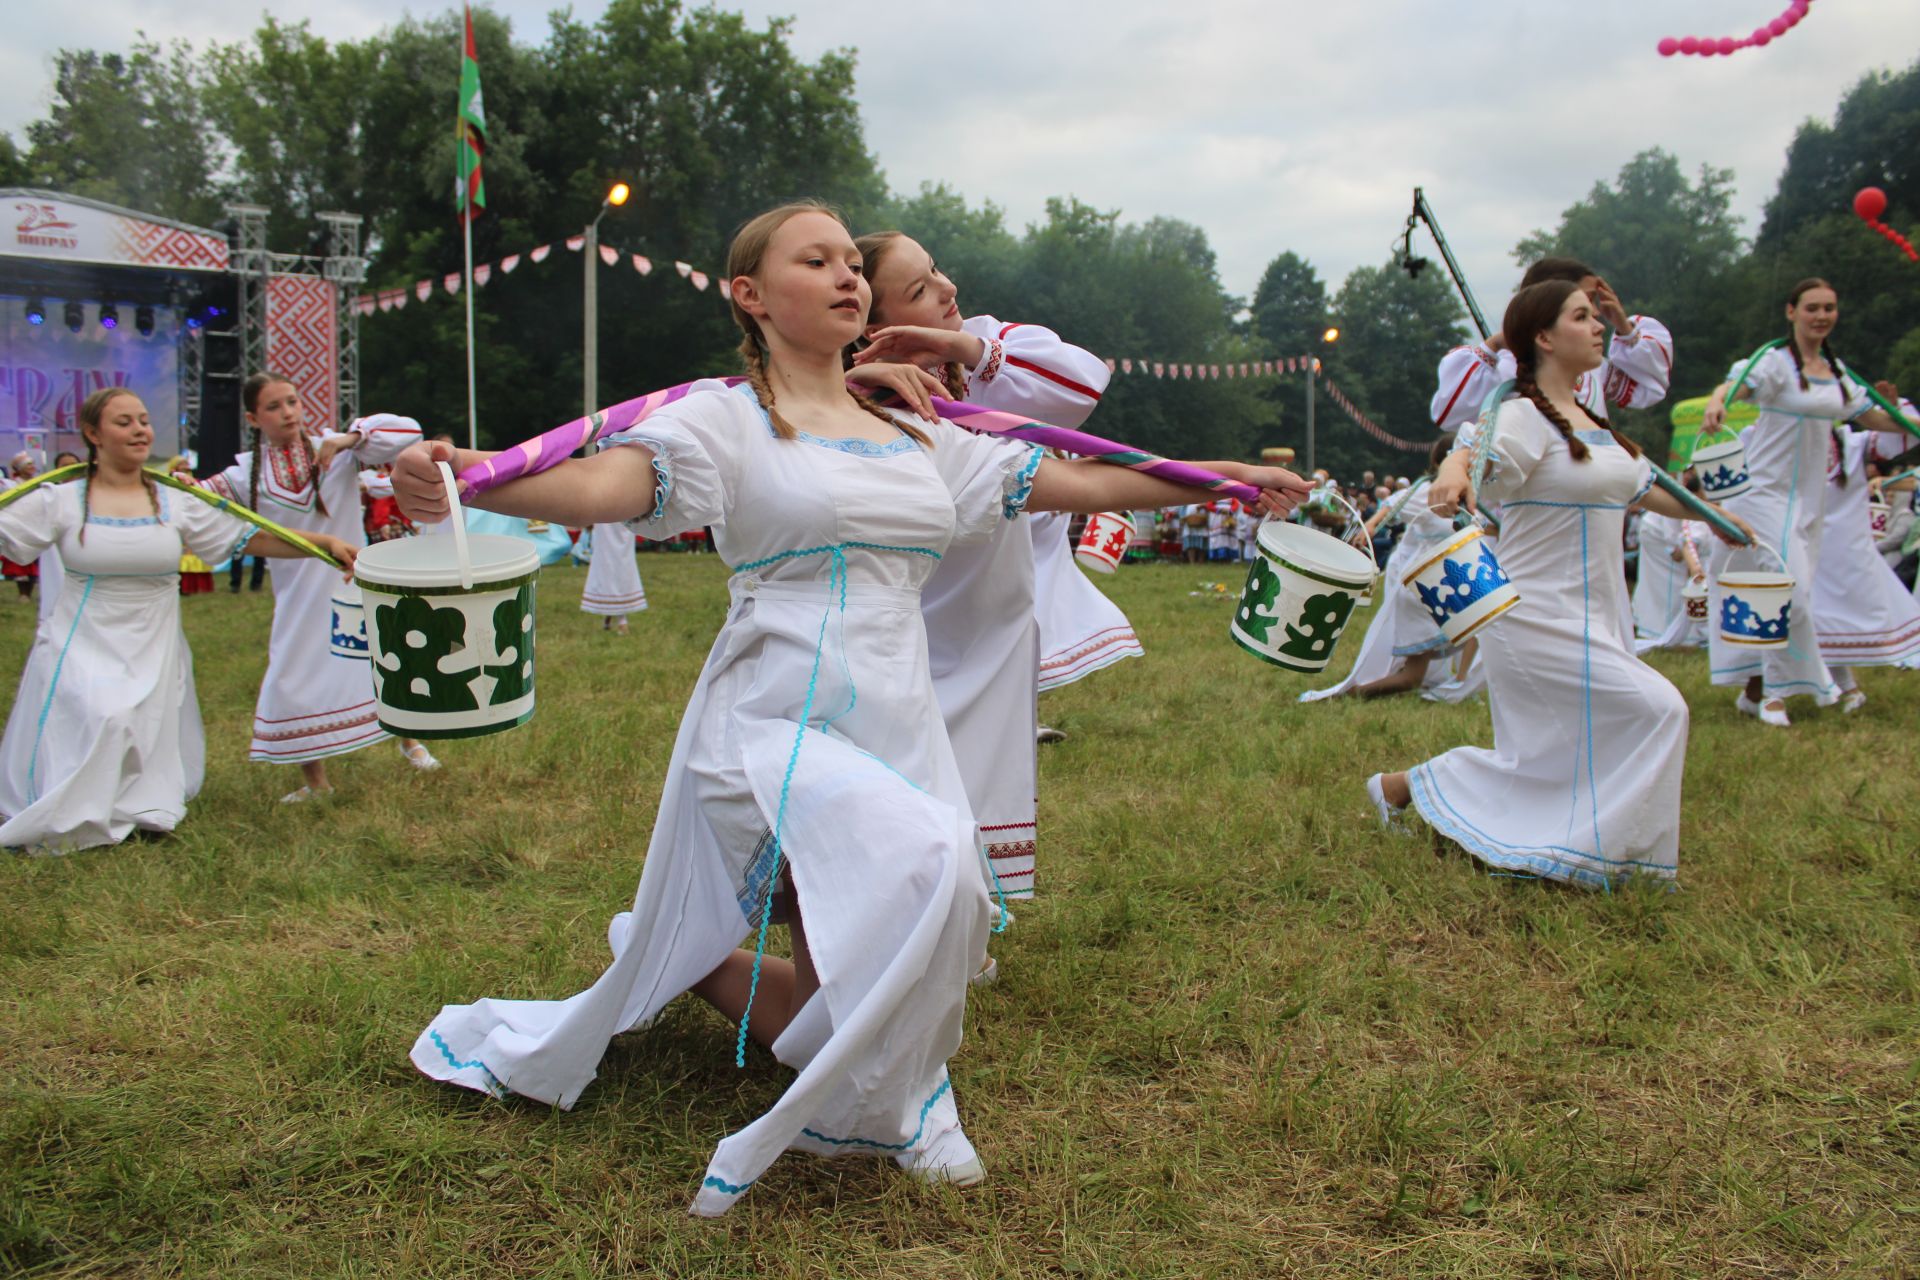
[975,338,1005,387]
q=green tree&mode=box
[1758,57,1920,250]
[1319,260,1465,477]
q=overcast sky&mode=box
[5,2,1916,317]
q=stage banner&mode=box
[266,275,338,430]
[5,194,227,272]
[0,298,180,463]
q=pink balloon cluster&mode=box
[1658,0,1812,57]
[1853,187,1919,264]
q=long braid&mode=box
[1514,360,1589,462]
[741,330,932,446]
[247,427,264,516]
[941,362,966,400]
[141,468,161,521]
[1787,331,1810,392]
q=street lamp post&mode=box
[583,181,631,420]
[1305,325,1340,477]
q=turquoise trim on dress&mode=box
[28,574,96,804]
[426,1029,507,1097]
[800,1076,952,1152]
[702,1174,753,1195]
[1003,446,1044,520]
[792,429,917,458]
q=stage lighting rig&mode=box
[64,302,84,333]
[25,298,45,326]
[135,305,155,336]
[99,303,119,331]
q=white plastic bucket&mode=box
[1075,511,1133,574]
[1681,576,1708,621]
[1869,500,1891,536]
[329,583,369,660]
[1691,436,1751,501]
[1230,502,1377,672]
[1401,523,1519,645]
[355,463,541,738]
[1716,541,1792,649]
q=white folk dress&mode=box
[1301,479,1454,700]
[1431,317,1674,431]
[1705,352,1870,704]
[410,380,1044,1216]
[579,520,648,617]
[1645,521,1710,650]
[203,416,422,762]
[1031,511,1144,693]
[1813,429,1920,668]
[920,315,1112,899]
[1408,403,1689,888]
[1631,512,1690,650]
[0,483,251,851]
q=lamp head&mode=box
[606,182,631,208]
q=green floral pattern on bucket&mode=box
[1236,557,1283,645]
[1278,592,1357,664]
[371,583,536,714]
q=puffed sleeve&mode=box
[198,452,251,503]
[961,315,1111,430]
[170,487,256,564]
[0,485,70,562]
[1431,342,1515,429]
[1726,347,1789,406]
[600,380,744,540]
[1474,401,1559,507]
[341,413,425,466]
[922,417,1045,546]
[1600,316,1674,410]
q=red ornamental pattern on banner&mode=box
[266,275,339,430]
[111,218,228,271]
[354,232,1426,449]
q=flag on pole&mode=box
[456,6,487,222]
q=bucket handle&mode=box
[1725,536,1786,575]
[436,460,475,590]
[1260,489,1380,576]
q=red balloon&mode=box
[1659,37,1680,56]
[1717,36,1740,54]
[1855,187,1889,221]
[1769,17,1789,35]
[1751,29,1772,46]
[1679,35,1701,54]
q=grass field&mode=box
[3,553,1918,1278]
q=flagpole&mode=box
[464,207,478,452]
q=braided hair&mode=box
[242,372,328,517]
[76,387,161,545]
[1503,280,1642,464]
[850,231,967,398]
[723,202,932,447]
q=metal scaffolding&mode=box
[319,211,366,426]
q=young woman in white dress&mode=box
[1367,282,1749,888]
[1811,424,1920,705]
[1430,256,1673,432]
[578,519,648,632]
[0,389,357,852]
[1300,438,1457,701]
[395,203,1305,1214]
[200,374,433,798]
[1700,278,1911,726]
[847,231,1147,897]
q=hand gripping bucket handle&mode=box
[1274,489,1380,576]
[1726,537,1787,575]
[436,460,474,590]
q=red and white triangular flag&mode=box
[631,254,652,276]
[474,263,492,286]
[500,254,520,273]
[674,260,693,279]
[689,270,709,291]
[598,244,617,267]
[415,280,432,302]
[443,273,461,295]
[566,234,584,251]
[531,244,551,263]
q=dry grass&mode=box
[2,554,1917,1278]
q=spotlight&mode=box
[135,305,155,336]
[185,312,203,331]
[206,305,224,318]
[25,298,45,326]
[64,302,84,332]
[99,303,119,331]
[1402,255,1430,280]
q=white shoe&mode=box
[1734,691,1789,725]
[280,785,335,804]
[1366,773,1408,831]
[969,957,999,987]
[1734,691,1760,719]
[402,743,442,771]
[897,1122,985,1187]
[1839,688,1866,714]
[1036,724,1066,744]
[987,901,1014,931]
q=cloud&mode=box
[6,0,1915,315]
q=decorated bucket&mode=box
[1717,541,1792,649]
[1681,576,1709,621]
[1869,500,1891,536]
[1230,497,1377,673]
[354,463,541,739]
[1401,522,1519,645]
[1075,511,1133,574]
[329,583,370,660]
[1691,436,1751,501]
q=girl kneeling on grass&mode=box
[1366,281,1750,889]
[399,200,1308,1215]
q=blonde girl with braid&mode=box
[1365,282,1749,889]
[391,200,1308,1215]
[0,388,356,852]
[197,373,431,799]
[1699,278,1911,725]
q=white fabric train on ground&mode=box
[0,482,251,851]
[411,380,1042,1214]
[1408,404,1688,888]
[202,415,422,762]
